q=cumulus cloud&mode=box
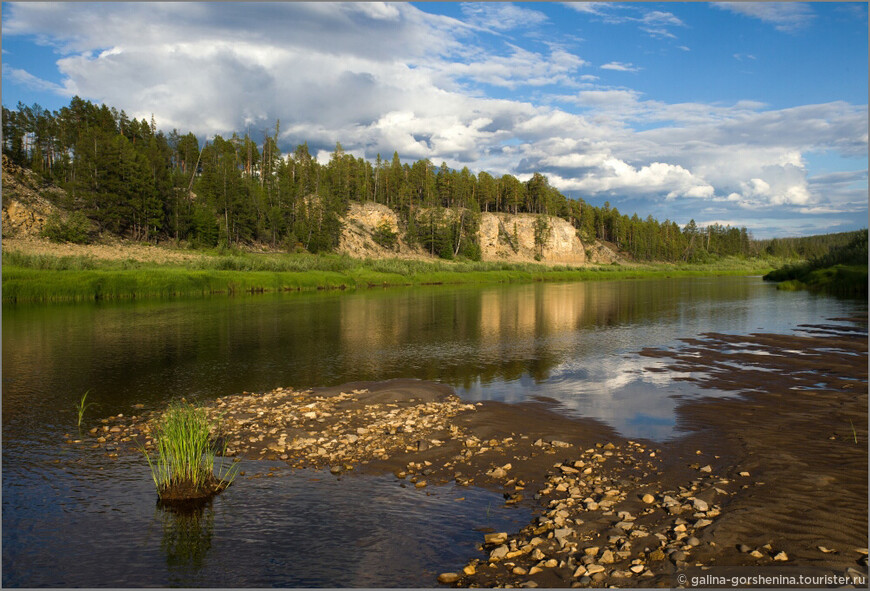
[2,2,866,236]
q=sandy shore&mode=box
[85,319,868,588]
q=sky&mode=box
[2,2,867,238]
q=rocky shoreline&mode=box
[72,320,868,588]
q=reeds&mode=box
[75,390,95,429]
[142,401,238,502]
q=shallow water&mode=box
[2,277,864,586]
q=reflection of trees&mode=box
[3,278,760,421]
[159,501,214,584]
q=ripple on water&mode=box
[3,453,529,587]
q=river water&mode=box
[2,277,863,586]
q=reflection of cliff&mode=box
[3,278,765,427]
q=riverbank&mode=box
[2,236,779,303]
[84,318,868,588]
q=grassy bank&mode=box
[2,249,780,304]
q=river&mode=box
[2,276,863,586]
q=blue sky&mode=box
[2,2,867,237]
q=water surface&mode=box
[3,277,863,586]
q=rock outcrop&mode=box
[336,203,621,265]
[1,155,64,238]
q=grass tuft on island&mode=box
[141,401,238,505]
[2,247,782,304]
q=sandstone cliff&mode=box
[336,203,620,265]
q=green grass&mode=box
[75,390,95,430]
[2,248,783,304]
[141,401,238,501]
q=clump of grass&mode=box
[75,389,96,429]
[142,401,238,503]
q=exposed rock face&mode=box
[2,155,63,238]
[338,201,428,259]
[479,212,591,265]
[337,203,622,265]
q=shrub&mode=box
[41,211,91,244]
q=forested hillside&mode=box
[3,97,769,262]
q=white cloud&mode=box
[1,64,71,95]
[601,61,640,72]
[2,2,866,236]
[460,3,549,31]
[713,2,815,32]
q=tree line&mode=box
[4,96,763,262]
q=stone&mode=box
[687,537,701,547]
[692,498,709,512]
[437,572,460,584]
[630,564,645,574]
[670,550,687,563]
[585,564,605,575]
[642,493,656,504]
[512,566,528,575]
[573,565,587,577]
[700,465,712,473]
[554,527,574,543]
[415,480,427,488]
[489,545,509,562]
[694,519,713,528]
[773,551,788,561]
[738,544,752,553]
[529,567,543,575]
[489,467,507,479]
[600,549,615,564]
[749,550,764,559]
[463,565,476,576]
[329,466,342,475]
[739,471,750,477]
[485,532,508,545]
[584,546,600,557]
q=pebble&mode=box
[585,564,605,575]
[512,566,528,575]
[642,493,655,504]
[599,549,615,564]
[437,572,460,584]
[773,551,788,561]
[630,564,645,574]
[750,550,764,558]
[700,464,712,473]
[415,480,427,488]
[692,498,709,512]
[670,550,687,563]
[463,565,476,575]
[583,546,600,557]
[738,544,751,553]
[687,537,700,547]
